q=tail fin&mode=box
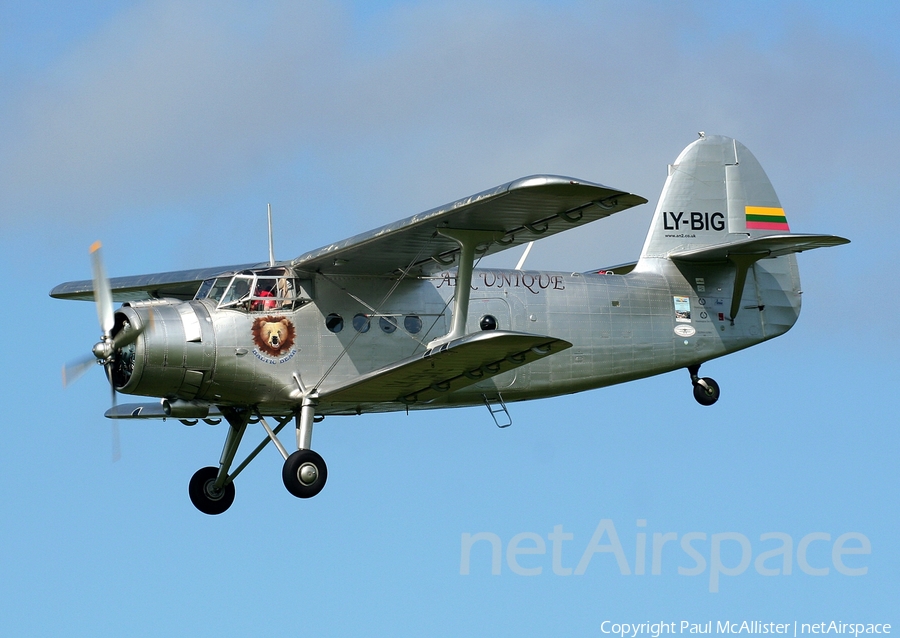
[638,133,787,262]
[637,134,848,323]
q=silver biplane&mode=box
[53,135,848,514]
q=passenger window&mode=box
[379,317,397,334]
[480,314,498,331]
[352,314,370,333]
[404,315,422,334]
[326,313,344,333]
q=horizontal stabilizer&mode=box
[669,233,849,263]
[318,330,571,408]
[670,233,849,322]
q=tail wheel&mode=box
[282,449,328,498]
[189,466,235,515]
[693,377,720,406]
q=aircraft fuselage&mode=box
[113,255,800,416]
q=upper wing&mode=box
[291,175,646,276]
[50,262,263,302]
[50,174,645,301]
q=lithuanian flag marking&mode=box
[745,206,789,231]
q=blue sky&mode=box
[1,1,898,636]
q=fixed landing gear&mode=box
[189,466,236,515]
[688,364,720,406]
[187,407,249,515]
[186,400,329,514]
[281,397,328,499]
[283,449,328,498]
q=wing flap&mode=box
[318,330,571,407]
[292,175,646,276]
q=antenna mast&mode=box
[267,203,275,266]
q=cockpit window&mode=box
[206,268,305,311]
[220,276,253,307]
[195,279,215,300]
[206,278,231,302]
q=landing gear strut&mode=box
[688,364,720,406]
[282,397,327,498]
[188,407,249,515]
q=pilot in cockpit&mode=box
[251,280,279,311]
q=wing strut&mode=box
[429,228,504,347]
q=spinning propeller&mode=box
[62,242,149,460]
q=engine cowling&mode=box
[113,300,217,401]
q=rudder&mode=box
[635,133,847,326]
[638,133,786,263]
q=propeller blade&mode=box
[66,241,125,463]
[105,362,118,409]
[90,241,114,337]
[63,355,97,387]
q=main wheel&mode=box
[693,377,720,406]
[282,449,328,499]
[188,466,235,515]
